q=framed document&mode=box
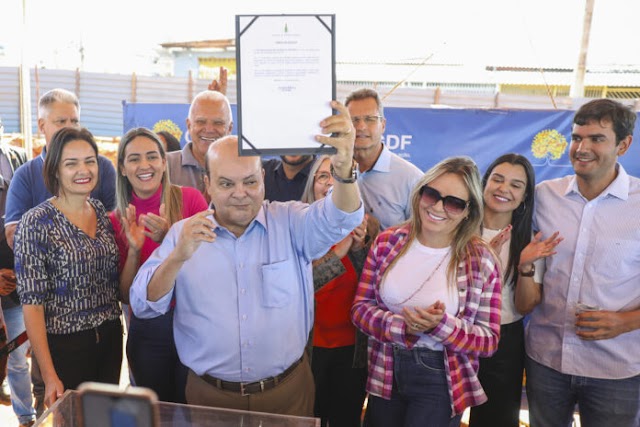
[236,14,336,156]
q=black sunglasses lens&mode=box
[421,186,467,214]
[421,186,440,204]
[443,197,467,214]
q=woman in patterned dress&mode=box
[15,127,122,408]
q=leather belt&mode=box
[201,356,303,396]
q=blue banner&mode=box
[121,101,237,147]
[123,102,640,182]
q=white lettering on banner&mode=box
[383,134,413,151]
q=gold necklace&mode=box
[385,253,448,306]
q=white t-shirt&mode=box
[482,228,543,325]
[380,238,458,350]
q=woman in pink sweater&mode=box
[109,127,207,402]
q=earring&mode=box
[515,202,526,215]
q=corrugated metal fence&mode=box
[1,66,638,137]
[0,66,239,136]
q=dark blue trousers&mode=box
[126,308,186,403]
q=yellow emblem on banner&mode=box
[531,129,568,161]
[152,120,183,142]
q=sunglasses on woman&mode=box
[419,185,469,215]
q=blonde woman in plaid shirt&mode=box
[352,156,502,427]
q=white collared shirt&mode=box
[527,164,640,379]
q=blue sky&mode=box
[2,0,638,74]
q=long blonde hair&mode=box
[387,156,486,286]
[115,127,183,225]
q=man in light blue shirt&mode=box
[130,101,363,417]
[518,99,640,426]
[346,88,423,230]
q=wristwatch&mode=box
[518,263,535,277]
[330,161,358,184]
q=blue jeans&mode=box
[365,346,462,427]
[4,306,36,424]
[525,355,640,427]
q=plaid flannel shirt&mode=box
[351,224,502,415]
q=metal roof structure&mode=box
[160,39,236,50]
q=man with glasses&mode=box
[345,88,422,230]
[263,155,315,202]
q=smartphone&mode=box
[78,382,159,427]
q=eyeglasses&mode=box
[420,185,469,215]
[351,115,383,126]
[315,172,332,185]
